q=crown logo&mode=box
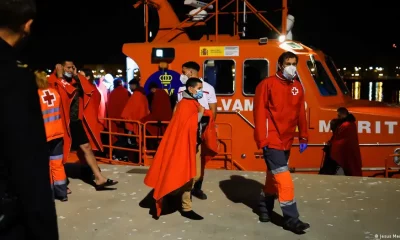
[159,73,173,86]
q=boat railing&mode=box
[97,118,143,166]
[144,0,286,43]
[96,118,237,170]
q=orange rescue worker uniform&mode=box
[253,52,310,233]
[37,85,68,201]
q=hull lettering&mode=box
[318,120,398,134]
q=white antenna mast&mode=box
[242,1,247,37]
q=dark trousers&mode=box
[259,148,300,220]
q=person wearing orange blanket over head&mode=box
[107,79,131,143]
[142,82,172,137]
[121,79,149,136]
[145,78,216,221]
[48,60,118,190]
[35,70,68,202]
[330,107,362,176]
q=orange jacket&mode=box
[253,73,308,150]
[38,88,64,142]
[48,73,103,162]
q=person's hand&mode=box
[72,65,78,76]
[55,64,63,78]
[262,146,269,155]
[299,143,308,153]
[198,105,205,114]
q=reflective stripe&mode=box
[42,107,60,115]
[271,166,289,175]
[280,200,296,207]
[44,115,61,123]
[54,179,67,186]
[50,154,63,160]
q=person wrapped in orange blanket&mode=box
[144,78,216,220]
[121,79,149,136]
[107,79,130,143]
[330,107,362,176]
[142,82,172,144]
[48,61,118,190]
[35,70,68,201]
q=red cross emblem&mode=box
[41,90,56,107]
[291,87,299,96]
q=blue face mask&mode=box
[193,89,203,99]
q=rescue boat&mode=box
[113,0,400,176]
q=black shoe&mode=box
[58,196,68,202]
[191,189,207,200]
[283,219,310,234]
[180,210,204,220]
[259,212,271,222]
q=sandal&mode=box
[95,179,118,191]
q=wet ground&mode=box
[57,165,400,240]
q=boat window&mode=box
[243,59,269,95]
[325,56,350,95]
[307,60,337,96]
[203,60,235,95]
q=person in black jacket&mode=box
[0,0,59,239]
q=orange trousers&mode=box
[260,148,299,219]
[48,138,68,199]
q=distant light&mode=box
[379,73,383,76]
[355,73,359,76]
[117,69,122,73]
[393,43,397,48]
[278,35,285,43]
[100,70,104,73]
[149,31,152,38]
[351,74,354,76]
[343,67,346,70]
[47,69,51,73]
[156,49,163,57]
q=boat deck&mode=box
[58,165,400,240]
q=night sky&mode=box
[22,0,398,69]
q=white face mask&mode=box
[282,65,297,80]
[180,74,189,84]
[64,72,72,78]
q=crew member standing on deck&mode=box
[176,61,218,200]
[35,70,68,201]
[0,0,58,238]
[253,51,310,233]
